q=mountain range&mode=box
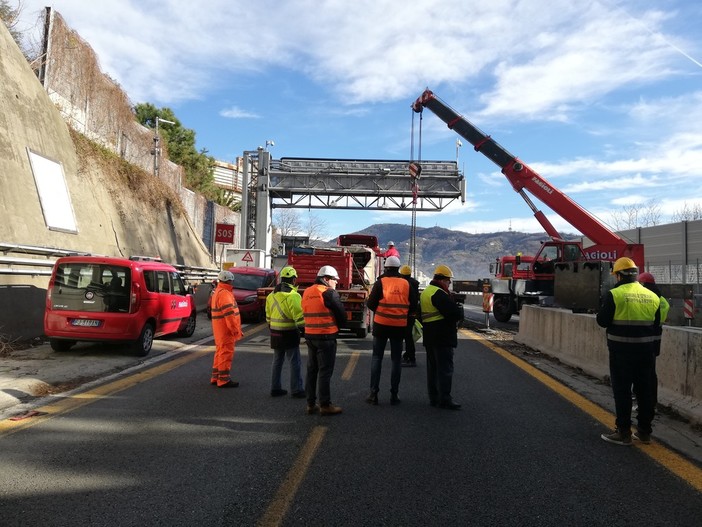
[340,224,579,279]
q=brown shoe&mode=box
[306,404,320,415]
[320,404,342,416]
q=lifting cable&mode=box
[409,108,423,274]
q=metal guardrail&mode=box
[0,242,219,281]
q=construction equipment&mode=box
[258,234,382,337]
[412,89,645,322]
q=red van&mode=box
[44,255,197,356]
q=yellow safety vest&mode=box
[266,288,304,331]
[609,282,660,344]
[420,284,444,324]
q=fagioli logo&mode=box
[584,250,618,260]
[531,176,554,195]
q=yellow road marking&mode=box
[0,324,268,438]
[256,426,327,527]
[341,351,360,381]
[462,328,702,493]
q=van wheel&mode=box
[132,322,154,356]
[355,328,367,338]
[50,339,75,352]
[178,312,196,337]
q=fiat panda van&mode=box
[44,255,196,356]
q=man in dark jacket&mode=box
[597,258,661,446]
[301,265,347,416]
[365,256,418,405]
[420,264,464,410]
[399,265,420,367]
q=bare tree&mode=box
[671,201,702,222]
[305,212,329,242]
[0,1,23,48]
[609,200,661,230]
[272,209,302,238]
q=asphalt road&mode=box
[1,313,701,526]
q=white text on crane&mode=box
[531,176,554,195]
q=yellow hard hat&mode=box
[399,265,412,276]
[434,264,454,278]
[611,257,637,275]
[280,266,297,279]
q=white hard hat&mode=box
[218,270,235,282]
[385,256,401,268]
[388,241,395,246]
[317,265,340,279]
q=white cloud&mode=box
[219,106,261,119]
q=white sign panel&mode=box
[27,148,78,233]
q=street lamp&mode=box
[152,116,175,177]
[265,140,275,151]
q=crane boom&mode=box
[412,89,644,267]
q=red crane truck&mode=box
[258,234,382,337]
[412,89,645,322]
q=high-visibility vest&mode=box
[420,284,444,324]
[609,282,660,344]
[266,288,304,331]
[302,284,338,335]
[211,283,242,341]
[374,276,410,326]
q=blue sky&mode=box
[17,0,702,240]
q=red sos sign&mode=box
[215,223,235,243]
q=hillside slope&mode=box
[348,223,578,279]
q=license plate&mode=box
[71,319,101,327]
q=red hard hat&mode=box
[638,272,656,284]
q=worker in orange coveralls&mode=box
[210,270,244,388]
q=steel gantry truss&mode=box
[269,158,465,211]
[240,153,465,258]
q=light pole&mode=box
[265,140,275,151]
[455,138,463,164]
[152,116,175,178]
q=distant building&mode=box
[213,159,243,196]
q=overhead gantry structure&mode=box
[238,150,465,256]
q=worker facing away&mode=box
[265,265,306,398]
[597,257,661,446]
[210,270,244,388]
[365,256,417,406]
[301,265,347,416]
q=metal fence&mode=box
[0,242,219,284]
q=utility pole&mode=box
[152,116,175,178]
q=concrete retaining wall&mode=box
[515,305,702,426]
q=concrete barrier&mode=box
[515,305,702,426]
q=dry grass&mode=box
[0,330,21,357]
[70,128,186,216]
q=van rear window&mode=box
[50,263,131,313]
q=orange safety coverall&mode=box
[210,281,243,386]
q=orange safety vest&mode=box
[373,276,410,327]
[211,282,243,342]
[301,283,338,335]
